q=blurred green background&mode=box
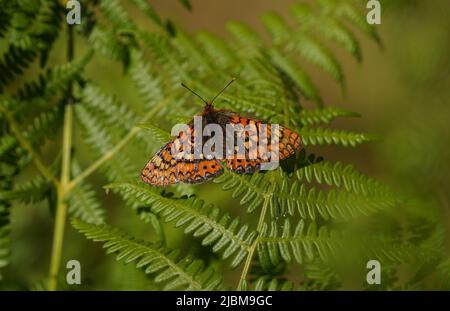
[1,0,449,290]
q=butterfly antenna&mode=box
[181,83,208,104]
[211,77,236,104]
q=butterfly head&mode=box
[203,101,214,114]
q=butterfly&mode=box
[141,79,302,187]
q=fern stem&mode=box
[48,104,73,291]
[0,107,59,187]
[237,192,271,290]
[48,23,75,291]
[67,100,167,191]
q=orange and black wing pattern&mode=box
[141,125,223,186]
[218,112,302,173]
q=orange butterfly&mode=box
[141,79,302,186]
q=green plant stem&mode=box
[48,104,73,291]
[237,193,271,290]
[48,24,74,291]
[66,99,167,192]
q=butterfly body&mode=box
[141,102,302,187]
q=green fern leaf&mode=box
[301,127,376,147]
[89,26,130,65]
[67,160,105,225]
[295,160,391,196]
[226,21,263,57]
[251,277,295,291]
[269,48,321,103]
[137,123,172,145]
[16,51,93,101]
[72,219,225,290]
[129,0,162,26]
[75,104,134,181]
[291,3,361,61]
[195,31,237,69]
[100,0,134,30]
[261,12,292,46]
[0,135,17,158]
[258,219,338,265]
[105,182,257,268]
[299,107,359,125]
[129,49,165,109]
[0,175,50,205]
[214,171,269,214]
[80,84,138,134]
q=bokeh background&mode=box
[2,0,449,290]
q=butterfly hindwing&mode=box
[141,124,223,186]
[217,111,302,173]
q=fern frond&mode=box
[16,51,93,101]
[277,181,397,220]
[214,172,269,214]
[196,31,237,69]
[317,0,381,46]
[137,123,172,145]
[291,3,361,61]
[0,0,63,90]
[295,160,391,196]
[250,277,295,291]
[226,21,262,58]
[298,260,341,290]
[139,32,189,83]
[0,45,37,91]
[361,236,428,264]
[100,0,134,30]
[105,182,257,268]
[294,34,344,85]
[178,0,192,11]
[0,135,17,158]
[0,169,13,281]
[23,106,63,148]
[437,259,450,290]
[257,219,339,266]
[0,200,10,281]
[129,49,165,109]
[299,107,359,125]
[79,84,137,134]
[262,10,343,85]
[89,26,129,65]
[0,175,50,205]
[0,4,11,39]
[301,127,376,147]
[75,104,134,181]
[68,184,105,225]
[269,49,320,103]
[261,12,292,46]
[72,219,225,290]
[173,30,213,75]
[67,160,105,225]
[129,0,162,26]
